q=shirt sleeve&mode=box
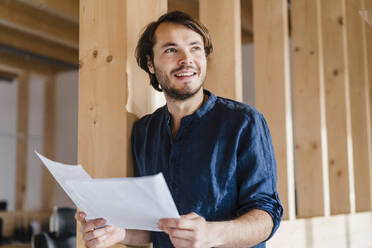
[236,112,283,240]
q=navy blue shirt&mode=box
[131,90,283,248]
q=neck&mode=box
[165,88,205,137]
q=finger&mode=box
[83,225,114,242]
[181,212,200,219]
[81,218,107,233]
[168,228,194,241]
[75,211,87,223]
[158,218,196,230]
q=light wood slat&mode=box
[364,0,372,211]
[320,0,351,214]
[0,0,78,48]
[199,0,243,101]
[0,24,78,65]
[345,0,372,212]
[291,0,325,217]
[41,75,56,211]
[15,72,30,211]
[253,0,294,220]
[267,211,372,247]
[78,1,128,247]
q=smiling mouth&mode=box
[174,72,197,78]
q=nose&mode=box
[178,50,193,66]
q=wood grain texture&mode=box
[199,0,243,101]
[345,0,372,212]
[291,0,325,217]
[320,0,351,214]
[15,72,30,211]
[253,0,294,220]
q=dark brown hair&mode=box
[135,11,213,92]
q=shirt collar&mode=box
[164,89,217,123]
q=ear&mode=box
[147,56,155,74]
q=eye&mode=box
[191,46,202,52]
[165,48,177,53]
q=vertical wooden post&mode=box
[15,71,30,211]
[78,0,128,178]
[78,1,127,247]
[364,0,372,210]
[320,0,351,214]
[253,0,295,220]
[41,75,57,211]
[291,0,326,217]
[126,0,167,117]
[344,0,372,212]
[199,0,243,101]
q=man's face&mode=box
[148,22,207,100]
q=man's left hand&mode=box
[158,212,216,248]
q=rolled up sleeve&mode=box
[236,112,283,240]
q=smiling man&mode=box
[76,11,283,248]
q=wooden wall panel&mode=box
[199,0,243,101]
[291,0,325,218]
[320,0,351,215]
[78,1,128,247]
[253,0,294,220]
[78,0,128,179]
[364,0,372,211]
[41,75,56,211]
[15,72,30,211]
[268,212,372,247]
[345,0,372,212]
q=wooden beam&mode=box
[41,75,57,211]
[0,51,61,76]
[320,0,351,215]
[345,0,372,212]
[199,0,243,101]
[15,72,30,211]
[0,69,18,80]
[0,0,78,48]
[78,1,130,247]
[291,0,325,218]
[268,211,372,247]
[16,0,79,23]
[253,0,294,220]
[364,0,372,211]
[0,24,78,65]
[241,0,253,34]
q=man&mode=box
[76,11,282,248]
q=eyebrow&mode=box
[160,41,203,49]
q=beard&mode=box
[154,65,205,101]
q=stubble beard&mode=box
[154,66,205,101]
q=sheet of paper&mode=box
[35,151,180,231]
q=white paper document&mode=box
[35,151,180,231]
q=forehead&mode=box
[153,22,204,46]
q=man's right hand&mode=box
[75,211,126,248]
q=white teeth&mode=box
[175,72,194,77]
